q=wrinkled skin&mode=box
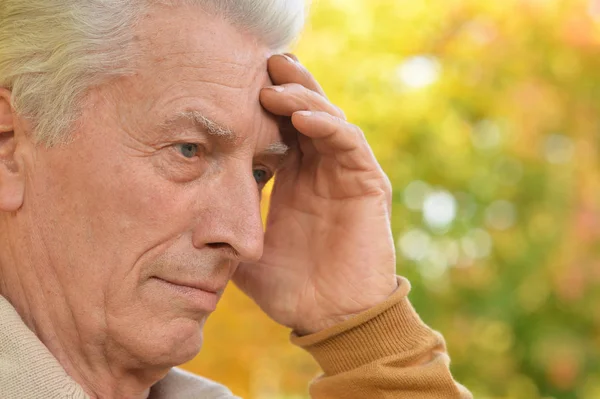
[235,55,398,335]
[0,4,396,399]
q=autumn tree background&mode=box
[183,0,600,398]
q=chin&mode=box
[156,318,206,366]
[118,317,206,368]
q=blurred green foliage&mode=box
[184,0,600,398]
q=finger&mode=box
[277,118,304,172]
[291,110,377,170]
[283,52,299,62]
[260,83,345,120]
[268,54,327,98]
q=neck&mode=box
[0,226,166,399]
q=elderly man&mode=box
[0,1,471,398]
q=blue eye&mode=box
[253,169,269,184]
[175,143,199,158]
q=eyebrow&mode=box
[263,141,290,156]
[171,110,236,138]
[163,110,289,156]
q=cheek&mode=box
[29,142,193,277]
[86,156,190,254]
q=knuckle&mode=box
[324,113,343,132]
[299,66,315,81]
[382,174,393,195]
[308,89,326,104]
[334,105,347,120]
[351,123,365,139]
[320,110,339,123]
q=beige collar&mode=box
[0,296,237,399]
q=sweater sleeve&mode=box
[291,277,472,399]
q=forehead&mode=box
[126,4,280,148]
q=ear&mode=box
[0,88,25,212]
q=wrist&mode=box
[293,281,400,336]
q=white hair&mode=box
[0,0,307,146]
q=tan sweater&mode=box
[0,277,471,398]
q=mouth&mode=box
[151,277,224,312]
[155,277,225,294]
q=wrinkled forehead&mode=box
[139,6,273,82]
[128,3,280,145]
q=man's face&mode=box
[16,6,283,367]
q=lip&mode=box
[155,277,225,294]
[151,277,224,312]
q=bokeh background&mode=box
[183,0,600,398]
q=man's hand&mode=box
[233,54,398,335]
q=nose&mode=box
[191,167,264,263]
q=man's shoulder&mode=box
[150,367,241,399]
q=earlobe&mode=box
[0,88,25,212]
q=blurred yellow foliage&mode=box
[183,1,600,398]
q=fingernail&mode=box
[267,86,285,93]
[284,53,300,63]
[295,111,312,117]
[281,54,298,64]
